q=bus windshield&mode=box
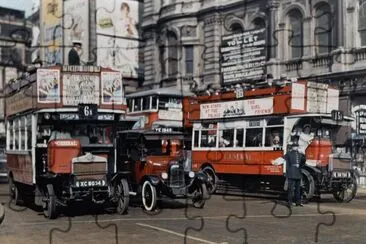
[38,122,114,146]
[143,138,183,156]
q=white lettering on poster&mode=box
[200,97,273,119]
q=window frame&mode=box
[287,9,304,59]
[359,0,366,46]
[185,45,194,75]
[314,3,334,54]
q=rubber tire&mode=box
[141,181,157,212]
[8,176,23,206]
[116,179,130,215]
[333,175,358,203]
[192,183,208,209]
[202,166,218,195]
[301,169,315,204]
[0,203,5,225]
[43,184,57,219]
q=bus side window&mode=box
[246,128,263,147]
[236,129,244,147]
[265,128,283,147]
[193,130,199,148]
[142,97,150,110]
[151,96,157,110]
[219,129,234,148]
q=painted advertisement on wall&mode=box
[62,74,100,105]
[63,0,89,64]
[37,69,61,103]
[40,0,63,65]
[101,72,123,104]
[96,0,139,39]
[200,97,273,119]
[97,35,140,78]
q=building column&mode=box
[337,0,344,48]
[267,0,280,60]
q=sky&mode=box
[0,0,39,17]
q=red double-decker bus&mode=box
[188,80,357,202]
[5,65,131,218]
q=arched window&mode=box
[288,9,303,59]
[314,3,333,54]
[252,18,265,29]
[359,0,366,46]
[167,31,178,76]
[230,23,244,33]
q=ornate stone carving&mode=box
[181,25,196,37]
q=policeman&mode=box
[284,141,306,207]
[68,40,82,65]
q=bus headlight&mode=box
[161,172,168,180]
[189,171,195,178]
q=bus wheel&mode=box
[9,176,23,206]
[333,175,358,203]
[301,169,315,204]
[142,181,157,211]
[192,183,208,209]
[42,184,57,219]
[116,179,130,215]
[202,166,218,194]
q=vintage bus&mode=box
[5,65,131,218]
[188,80,358,202]
[125,87,194,135]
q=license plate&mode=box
[75,180,106,188]
[332,171,351,178]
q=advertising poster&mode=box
[96,0,140,39]
[37,69,61,103]
[40,0,63,64]
[291,83,305,110]
[220,28,266,84]
[97,35,140,78]
[200,97,273,119]
[101,72,123,104]
[62,74,100,105]
[63,0,89,63]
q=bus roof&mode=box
[126,87,194,98]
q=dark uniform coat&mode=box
[68,48,80,65]
[284,150,306,179]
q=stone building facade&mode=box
[141,0,366,90]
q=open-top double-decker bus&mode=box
[5,65,131,218]
[188,80,357,202]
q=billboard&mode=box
[96,0,141,78]
[62,74,100,105]
[101,72,123,104]
[96,0,139,38]
[40,0,63,65]
[63,0,89,63]
[97,35,140,78]
[220,28,266,84]
[200,97,273,119]
[37,69,61,103]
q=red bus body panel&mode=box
[7,153,33,185]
